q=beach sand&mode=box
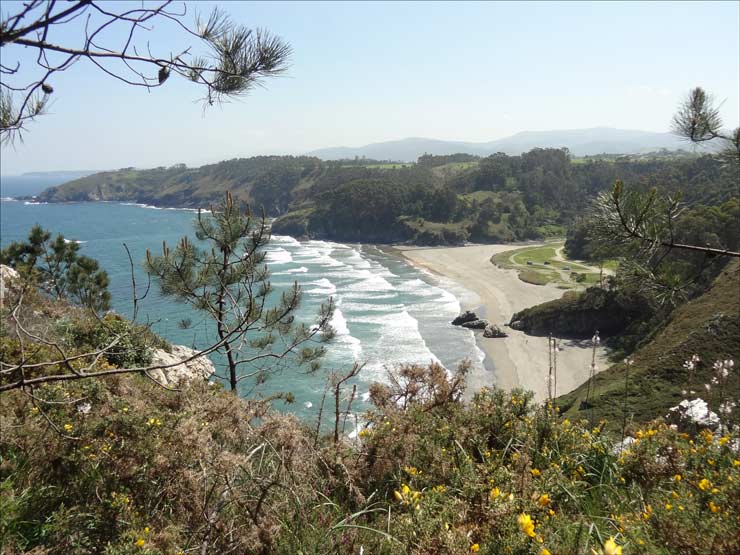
[396,244,609,401]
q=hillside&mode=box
[35,151,736,246]
[309,127,701,160]
[36,156,325,214]
[557,259,740,427]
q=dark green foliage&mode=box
[66,313,161,368]
[509,287,654,338]
[0,225,110,311]
[37,150,737,247]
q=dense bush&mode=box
[2,359,738,554]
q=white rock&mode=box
[666,398,721,431]
[0,264,20,306]
[148,344,215,386]
[611,435,636,455]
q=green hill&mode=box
[557,259,740,427]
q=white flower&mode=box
[76,402,92,415]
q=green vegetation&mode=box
[492,243,610,288]
[558,260,740,427]
[2,347,738,554]
[0,225,111,311]
[36,148,738,247]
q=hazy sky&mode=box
[1,0,738,174]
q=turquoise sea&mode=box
[0,194,486,425]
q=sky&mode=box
[1,0,738,174]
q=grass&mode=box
[492,242,607,288]
[558,259,740,428]
[518,268,557,286]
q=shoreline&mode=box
[389,243,609,401]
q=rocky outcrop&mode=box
[451,311,478,326]
[0,265,21,306]
[460,319,489,330]
[508,287,651,337]
[483,324,508,338]
[148,345,215,387]
[665,398,720,433]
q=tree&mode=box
[0,1,291,142]
[576,88,739,306]
[672,87,740,169]
[0,224,111,311]
[145,192,334,392]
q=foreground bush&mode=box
[2,361,738,554]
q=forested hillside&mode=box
[37,150,737,246]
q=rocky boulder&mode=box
[665,398,720,433]
[451,310,478,326]
[483,324,508,338]
[148,344,216,387]
[0,265,21,306]
[460,319,489,330]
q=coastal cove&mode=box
[395,244,609,400]
[1,198,609,410]
[1,199,493,420]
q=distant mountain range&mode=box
[308,127,704,161]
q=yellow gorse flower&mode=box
[489,486,500,499]
[603,536,622,555]
[538,493,550,506]
[698,478,712,491]
[63,423,73,432]
[518,512,536,538]
[470,544,480,553]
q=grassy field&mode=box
[492,241,612,288]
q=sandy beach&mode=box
[396,244,609,401]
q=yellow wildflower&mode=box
[708,501,720,513]
[698,478,712,491]
[603,537,622,555]
[665,503,672,511]
[63,423,73,433]
[518,513,536,538]
[530,468,541,477]
[540,548,551,555]
[538,493,550,506]
[135,538,145,547]
[470,544,480,553]
[490,487,501,499]
[674,474,682,481]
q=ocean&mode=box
[0,194,486,424]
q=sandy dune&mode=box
[396,244,609,401]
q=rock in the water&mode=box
[451,310,478,326]
[148,344,216,386]
[461,319,489,330]
[483,324,508,338]
[665,398,720,432]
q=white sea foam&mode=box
[264,247,293,264]
[271,235,301,246]
[0,197,17,202]
[23,201,48,205]
[304,278,337,295]
[286,266,309,273]
[63,238,87,244]
[329,308,363,360]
